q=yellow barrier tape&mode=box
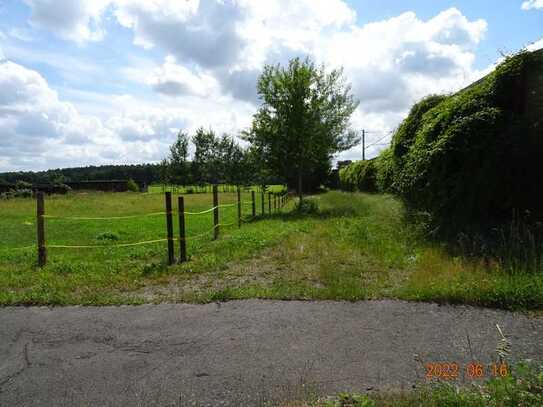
[48,238,171,249]
[217,203,237,209]
[44,212,167,221]
[184,206,218,215]
[1,245,35,251]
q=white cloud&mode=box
[0,55,254,171]
[527,38,543,51]
[0,58,177,170]
[113,0,244,68]
[146,56,220,97]
[23,0,111,43]
[7,28,34,42]
[522,0,543,10]
[0,59,118,170]
[6,1,496,169]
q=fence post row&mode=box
[213,185,219,240]
[237,186,242,228]
[33,186,290,268]
[178,196,187,263]
[37,192,47,267]
[165,192,175,265]
[251,191,256,217]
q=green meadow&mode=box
[0,190,542,309]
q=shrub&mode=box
[374,148,394,193]
[54,183,72,194]
[295,198,319,214]
[11,188,33,198]
[96,232,120,241]
[127,179,139,192]
[15,180,32,190]
[384,50,543,235]
[339,160,378,192]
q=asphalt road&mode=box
[1,300,542,406]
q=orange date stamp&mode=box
[425,362,508,380]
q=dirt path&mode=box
[1,300,542,406]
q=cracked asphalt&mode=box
[1,300,542,406]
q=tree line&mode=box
[160,128,280,187]
[0,164,163,186]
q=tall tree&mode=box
[244,57,359,203]
[191,127,219,183]
[216,134,246,184]
[158,159,171,185]
[168,131,190,184]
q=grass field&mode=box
[1,190,542,308]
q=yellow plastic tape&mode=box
[48,238,171,249]
[43,212,167,221]
[184,206,219,215]
[1,245,35,251]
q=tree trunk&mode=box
[297,169,303,208]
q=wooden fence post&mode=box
[237,186,242,228]
[165,192,175,265]
[178,196,187,263]
[274,193,277,212]
[37,192,46,267]
[213,185,219,240]
[268,192,272,214]
[261,188,265,215]
[251,190,256,218]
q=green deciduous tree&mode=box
[168,131,190,184]
[190,128,249,185]
[244,57,359,203]
[191,127,218,184]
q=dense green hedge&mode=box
[341,50,543,235]
[392,51,542,232]
[339,159,378,192]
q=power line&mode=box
[364,131,393,150]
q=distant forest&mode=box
[0,164,163,186]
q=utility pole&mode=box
[362,129,366,161]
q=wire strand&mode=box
[43,212,168,221]
[48,238,170,249]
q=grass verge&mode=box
[279,361,543,407]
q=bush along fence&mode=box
[31,187,290,267]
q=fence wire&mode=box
[1,192,290,255]
[48,238,170,249]
[43,212,167,221]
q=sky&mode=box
[0,0,541,172]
